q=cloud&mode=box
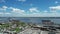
[0,6,60,17]
[0,6,8,11]
[0,6,25,14]
[9,7,25,14]
[22,12,60,17]
[0,12,3,14]
[0,12,11,17]
[18,0,26,2]
[0,12,11,14]
[2,6,7,9]
[49,6,60,12]
[4,13,11,14]
[0,6,26,17]
[49,6,60,10]
[29,7,40,13]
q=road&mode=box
[18,28,60,34]
[18,28,41,34]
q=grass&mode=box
[14,27,22,32]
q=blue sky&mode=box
[0,0,60,17]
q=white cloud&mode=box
[0,6,60,17]
[18,0,26,2]
[0,6,26,17]
[0,12,11,15]
[29,7,40,13]
[24,12,60,17]
[0,12,3,14]
[49,6,60,12]
[2,6,8,9]
[0,6,8,11]
[4,13,11,14]
[9,7,25,14]
[49,6,60,10]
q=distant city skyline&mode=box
[0,0,60,17]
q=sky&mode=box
[0,0,60,17]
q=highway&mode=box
[18,28,60,34]
[18,28,41,34]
